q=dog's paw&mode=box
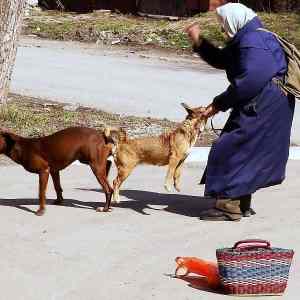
[96,207,112,213]
[35,208,45,216]
[174,184,181,193]
[53,198,63,205]
[112,194,120,203]
[164,184,172,192]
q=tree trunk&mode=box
[0,0,26,104]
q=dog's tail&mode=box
[103,127,127,144]
[0,127,13,134]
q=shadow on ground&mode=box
[0,197,97,214]
[166,274,224,296]
[0,189,215,217]
[78,188,216,217]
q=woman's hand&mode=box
[202,103,219,118]
[184,22,202,46]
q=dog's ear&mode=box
[0,131,15,154]
[103,127,115,144]
[103,127,127,144]
[0,127,12,134]
[182,103,207,120]
[181,102,194,115]
[0,133,5,153]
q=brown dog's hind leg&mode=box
[90,163,113,212]
[106,160,112,177]
[36,168,50,216]
[51,171,64,205]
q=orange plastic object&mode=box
[175,257,220,288]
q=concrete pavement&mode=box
[0,161,299,300]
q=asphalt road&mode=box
[11,38,299,144]
[0,162,299,300]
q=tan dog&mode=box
[110,103,207,203]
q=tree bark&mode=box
[0,0,26,104]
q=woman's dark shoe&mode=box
[200,199,242,221]
[243,208,257,217]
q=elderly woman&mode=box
[186,3,295,221]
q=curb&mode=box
[186,147,300,162]
[72,147,300,166]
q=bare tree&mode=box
[0,0,26,104]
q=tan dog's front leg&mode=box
[36,168,50,216]
[173,156,187,192]
[113,165,135,203]
[113,177,120,203]
[164,157,180,192]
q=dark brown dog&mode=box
[0,127,114,216]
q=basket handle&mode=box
[234,239,271,249]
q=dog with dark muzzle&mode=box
[109,103,207,203]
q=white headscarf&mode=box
[216,3,257,38]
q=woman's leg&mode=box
[239,194,256,217]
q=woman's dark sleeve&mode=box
[193,38,228,70]
[212,46,278,112]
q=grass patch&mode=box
[27,20,75,40]
[0,94,217,147]
[0,94,174,138]
[23,9,300,50]
[260,12,300,49]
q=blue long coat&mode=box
[194,17,295,198]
